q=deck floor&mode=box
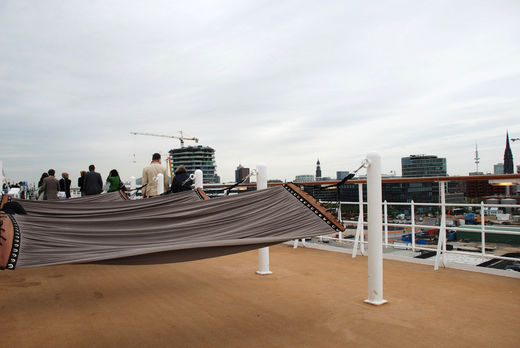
[1,244,519,347]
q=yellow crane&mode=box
[130,131,199,148]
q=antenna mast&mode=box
[474,144,480,173]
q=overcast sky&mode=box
[1,0,519,185]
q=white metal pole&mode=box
[156,173,164,195]
[411,201,416,252]
[383,200,388,246]
[434,182,447,270]
[352,183,365,258]
[338,201,343,240]
[194,169,203,189]
[441,182,447,267]
[256,163,272,275]
[359,184,366,255]
[480,201,485,256]
[364,152,387,306]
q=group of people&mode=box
[37,165,124,200]
[37,169,70,200]
[35,153,192,200]
[142,153,193,198]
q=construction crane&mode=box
[130,131,199,148]
[512,138,520,142]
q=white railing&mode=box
[319,181,520,270]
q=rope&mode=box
[225,169,257,195]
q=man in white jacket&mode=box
[142,153,170,198]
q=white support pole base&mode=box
[256,247,272,275]
[364,298,388,306]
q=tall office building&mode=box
[401,155,447,177]
[401,155,447,203]
[494,163,504,174]
[235,164,250,183]
[315,159,322,179]
[504,132,514,174]
[169,145,218,183]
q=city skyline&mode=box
[1,1,519,184]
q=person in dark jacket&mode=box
[78,170,86,196]
[83,164,103,195]
[59,172,72,198]
[171,165,193,193]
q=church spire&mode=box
[316,158,322,179]
[504,131,514,174]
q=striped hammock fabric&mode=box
[0,185,343,270]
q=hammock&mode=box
[2,190,205,217]
[0,184,343,270]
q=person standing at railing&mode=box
[83,165,103,196]
[59,172,71,198]
[171,165,193,193]
[78,170,86,196]
[106,169,124,193]
[39,169,60,200]
[142,153,170,198]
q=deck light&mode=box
[488,179,520,186]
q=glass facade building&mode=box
[169,145,218,183]
[401,155,447,177]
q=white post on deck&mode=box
[156,173,164,195]
[480,201,486,255]
[364,152,387,306]
[411,201,416,252]
[194,169,203,189]
[256,163,272,275]
[434,181,447,270]
[383,200,388,246]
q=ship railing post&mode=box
[434,181,447,270]
[364,152,387,306]
[352,183,365,258]
[480,201,485,256]
[156,173,164,195]
[384,200,388,246]
[338,201,343,240]
[411,200,416,252]
[256,163,272,275]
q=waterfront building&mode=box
[465,180,505,200]
[295,175,314,182]
[169,145,218,183]
[400,155,447,203]
[494,163,504,175]
[235,164,250,183]
[401,154,447,177]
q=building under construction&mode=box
[169,145,218,183]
